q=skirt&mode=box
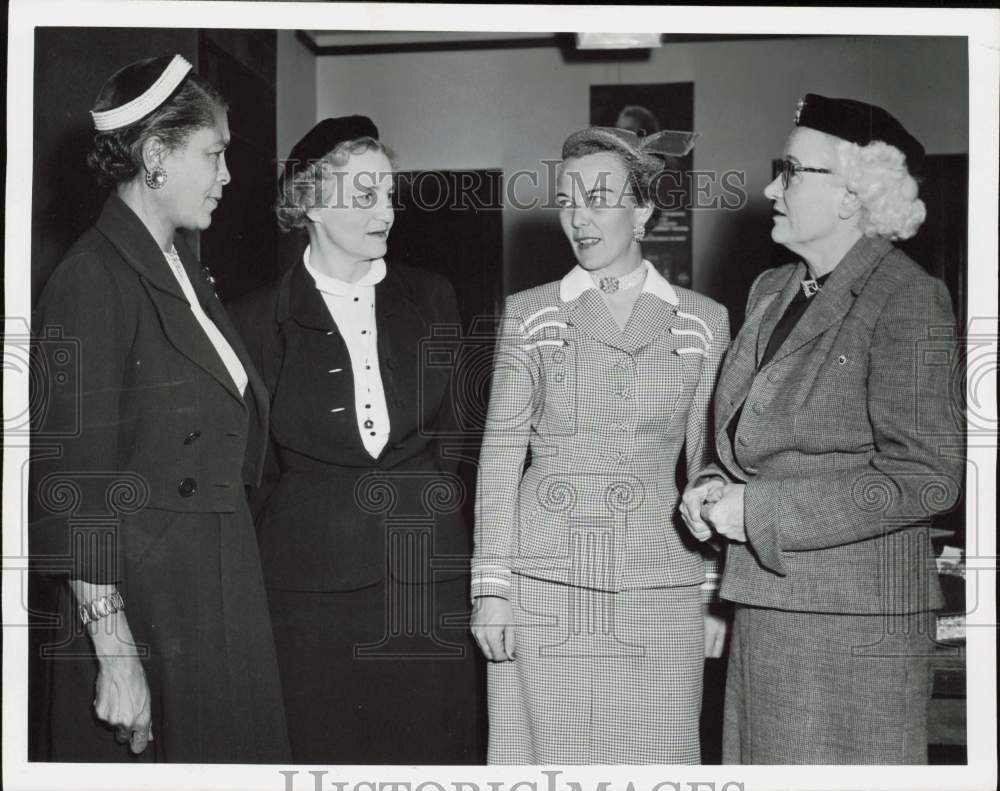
[723,604,936,764]
[488,574,705,764]
[40,506,290,763]
[268,576,485,764]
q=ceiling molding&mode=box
[297,30,810,57]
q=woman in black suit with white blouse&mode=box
[231,116,481,764]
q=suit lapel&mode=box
[622,291,679,352]
[755,263,804,366]
[374,267,425,457]
[764,236,891,368]
[564,290,627,349]
[95,194,246,406]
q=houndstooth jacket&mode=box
[707,236,963,614]
[472,261,730,600]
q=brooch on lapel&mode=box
[201,265,221,300]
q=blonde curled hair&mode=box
[835,140,926,241]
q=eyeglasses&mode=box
[778,158,832,189]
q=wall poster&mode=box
[590,82,695,288]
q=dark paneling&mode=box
[198,31,279,302]
[390,169,504,326]
[897,154,968,328]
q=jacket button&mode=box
[183,431,201,444]
[767,369,780,383]
[745,466,758,475]
[752,403,765,415]
[737,435,749,446]
[178,478,197,497]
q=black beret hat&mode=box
[794,93,925,175]
[281,115,379,184]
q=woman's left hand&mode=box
[702,483,747,542]
[704,609,728,658]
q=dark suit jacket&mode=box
[31,193,269,583]
[709,235,962,614]
[230,258,469,591]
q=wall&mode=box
[312,35,968,316]
[276,30,317,165]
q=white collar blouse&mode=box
[304,247,391,459]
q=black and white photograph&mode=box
[3,3,997,791]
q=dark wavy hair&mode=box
[86,55,228,187]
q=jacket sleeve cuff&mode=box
[699,570,722,605]
[470,567,512,602]
[743,479,788,576]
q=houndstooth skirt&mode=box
[488,574,704,764]
[723,604,936,764]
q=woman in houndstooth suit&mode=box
[680,95,963,764]
[471,126,730,764]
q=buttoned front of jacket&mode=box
[473,270,730,599]
[708,237,962,615]
[30,193,270,583]
[230,260,466,592]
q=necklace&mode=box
[592,263,646,294]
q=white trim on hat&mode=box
[90,55,193,132]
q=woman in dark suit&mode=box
[231,116,481,764]
[680,94,963,763]
[31,54,288,762]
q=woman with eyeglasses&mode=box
[679,94,962,764]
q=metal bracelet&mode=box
[78,590,125,625]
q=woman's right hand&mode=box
[70,581,153,754]
[471,595,515,662]
[679,476,726,541]
[92,646,153,754]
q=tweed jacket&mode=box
[472,262,729,599]
[30,193,270,583]
[708,236,962,614]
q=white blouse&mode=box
[164,248,248,396]
[304,247,391,459]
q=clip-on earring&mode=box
[632,222,646,242]
[145,167,168,189]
